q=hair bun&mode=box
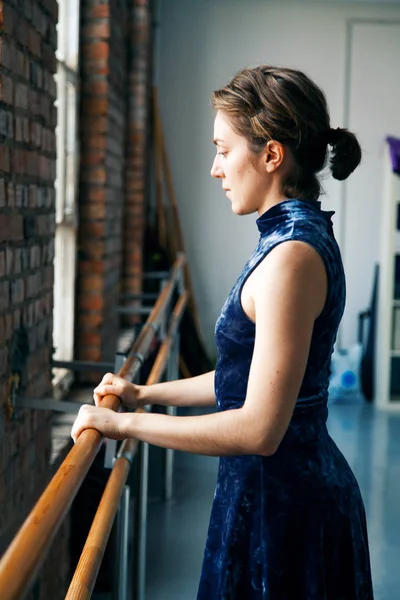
[328,127,362,180]
[326,127,342,146]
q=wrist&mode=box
[119,412,136,439]
[136,384,149,408]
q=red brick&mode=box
[15,21,28,49]
[79,331,102,347]
[78,292,104,312]
[0,180,5,207]
[81,149,106,167]
[80,166,107,184]
[14,83,28,111]
[78,313,103,330]
[28,90,40,116]
[0,4,16,37]
[82,21,110,39]
[0,37,15,71]
[81,115,108,135]
[0,281,9,312]
[41,0,58,22]
[0,316,5,344]
[14,116,23,143]
[0,147,10,173]
[79,274,104,293]
[88,5,110,19]
[39,155,51,180]
[83,41,109,61]
[79,203,106,220]
[27,25,41,57]
[0,251,5,278]
[0,215,23,242]
[78,260,105,276]
[78,346,102,362]
[41,42,56,73]
[10,278,25,305]
[12,148,27,175]
[82,98,108,116]
[0,73,13,105]
[82,79,108,96]
[79,238,105,258]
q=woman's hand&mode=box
[71,404,127,443]
[93,372,143,409]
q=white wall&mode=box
[156,0,400,357]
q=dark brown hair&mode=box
[212,65,362,202]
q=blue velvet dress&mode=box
[197,199,374,599]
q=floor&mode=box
[144,400,400,600]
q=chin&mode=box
[232,203,252,216]
[231,201,244,215]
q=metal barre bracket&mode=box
[142,270,170,279]
[51,359,115,372]
[103,352,127,470]
[13,397,88,414]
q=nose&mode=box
[210,155,223,179]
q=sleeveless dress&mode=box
[197,199,374,600]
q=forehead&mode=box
[213,110,239,143]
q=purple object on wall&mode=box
[386,136,400,175]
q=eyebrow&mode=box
[213,138,225,145]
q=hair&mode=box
[211,65,362,202]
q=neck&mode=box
[257,181,288,218]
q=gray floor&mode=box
[145,400,400,600]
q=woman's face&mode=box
[210,110,273,215]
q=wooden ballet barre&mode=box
[64,437,138,600]
[118,253,185,384]
[147,291,188,385]
[0,255,186,600]
[65,291,188,599]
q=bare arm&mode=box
[92,370,216,409]
[139,370,216,407]
[73,241,327,456]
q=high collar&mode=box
[255,199,333,235]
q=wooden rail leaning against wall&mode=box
[0,254,186,600]
[65,290,188,600]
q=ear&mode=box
[263,140,285,173]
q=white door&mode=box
[341,21,400,349]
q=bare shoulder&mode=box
[252,240,327,319]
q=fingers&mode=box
[93,383,122,406]
[95,372,116,404]
[71,405,123,443]
[93,374,131,406]
[100,372,117,385]
[93,392,102,406]
[71,404,94,443]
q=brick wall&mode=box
[76,0,154,363]
[0,0,155,595]
[122,0,153,315]
[76,0,129,367]
[0,0,70,598]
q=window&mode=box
[52,0,81,391]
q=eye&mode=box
[217,151,227,157]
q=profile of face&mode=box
[210,110,288,216]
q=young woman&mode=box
[72,65,374,599]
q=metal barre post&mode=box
[165,332,179,502]
[116,486,131,600]
[0,255,186,600]
[104,353,127,470]
[133,442,149,600]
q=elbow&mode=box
[251,434,280,457]
[239,409,282,456]
[256,442,278,457]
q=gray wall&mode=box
[157,0,400,356]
